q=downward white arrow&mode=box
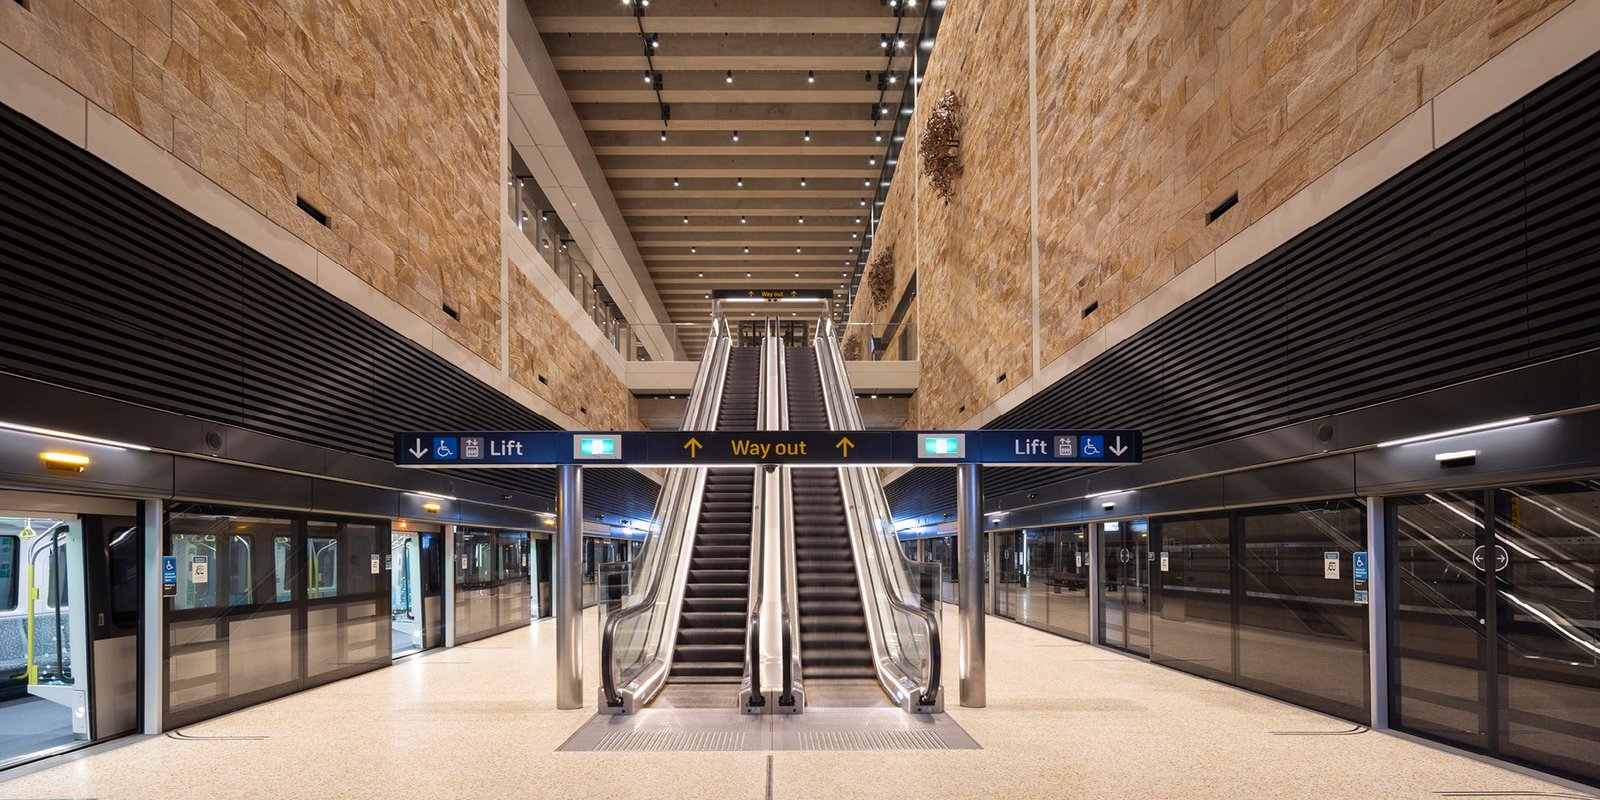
[408,439,428,459]
[1108,436,1128,456]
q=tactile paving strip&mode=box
[593,731,748,751]
[796,730,949,751]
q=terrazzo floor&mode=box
[0,608,1589,799]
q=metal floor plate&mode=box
[559,708,980,752]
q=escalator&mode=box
[784,348,878,701]
[667,347,760,687]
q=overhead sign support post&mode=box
[957,462,984,709]
[556,463,583,710]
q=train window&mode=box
[45,539,64,608]
[170,532,220,610]
[498,534,529,581]
[307,536,339,599]
[274,536,294,602]
[0,535,16,611]
[228,535,254,605]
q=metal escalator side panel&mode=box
[810,325,943,712]
[663,345,761,704]
[600,321,730,713]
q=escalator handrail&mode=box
[741,324,778,707]
[814,317,941,707]
[771,330,801,705]
[601,317,730,708]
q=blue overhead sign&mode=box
[397,429,1140,467]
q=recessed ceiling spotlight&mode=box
[672,176,679,186]
[794,271,800,276]
[869,157,876,165]
[736,177,744,187]
[746,272,752,278]
[743,247,750,253]
[795,247,802,253]
[895,37,905,49]
[854,217,861,223]
[807,70,815,83]
[690,247,697,253]
[644,70,653,83]
[888,72,898,84]
[697,271,704,277]
[797,216,805,224]
[880,34,890,49]
[682,215,689,224]
[740,216,747,224]
[863,179,871,187]
[875,132,883,143]
[649,33,659,49]
[731,130,740,141]
[803,130,811,142]
[800,178,807,187]
[725,69,734,83]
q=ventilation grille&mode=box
[0,101,657,519]
[889,49,1600,520]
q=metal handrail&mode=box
[740,325,777,710]
[771,330,801,707]
[600,317,730,709]
[814,317,942,709]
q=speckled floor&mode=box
[0,608,1588,799]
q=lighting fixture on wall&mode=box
[1377,417,1533,447]
[422,501,442,513]
[40,452,90,472]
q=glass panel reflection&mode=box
[1494,482,1600,785]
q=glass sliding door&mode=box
[1099,521,1150,655]
[1491,483,1600,784]
[1392,482,1600,786]
[1237,501,1369,721]
[1151,514,1234,682]
[390,532,422,657]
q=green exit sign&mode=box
[919,434,965,458]
[573,435,621,460]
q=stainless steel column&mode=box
[957,463,985,708]
[556,464,584,709]
[1366,496,1389,729]
[140,498,163,735]
[1087,523,1103,646]
[443,526,456,648]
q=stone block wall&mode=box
[509,266,636,431]
[2,0,636,429]
[850,0,1574,429]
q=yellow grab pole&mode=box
[25,563,38,685]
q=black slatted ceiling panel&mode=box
[0,102,657,520]
[888,49,1600,522]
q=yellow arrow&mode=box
[747,290,755,297]
[791,290,798,296]
[683,437,703,458]
[835,436,854,457]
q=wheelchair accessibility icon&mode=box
[1081,435,1104,458]
[432,437,458,460]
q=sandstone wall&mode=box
[2,0,635,429]
[850,0,1574,429]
